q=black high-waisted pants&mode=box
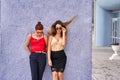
[29,52,46,80]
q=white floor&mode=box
[92,46,120,80]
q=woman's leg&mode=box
[30,54,39,80]
[52,71,58,80]
[58,72,63,80]
[38,54,46,80]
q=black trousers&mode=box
[29,53,46,80]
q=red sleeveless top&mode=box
[30,35,46,52]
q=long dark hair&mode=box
[49,20,67,37]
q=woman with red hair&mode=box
[25,21,47,80]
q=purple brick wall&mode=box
[0,0,92,80]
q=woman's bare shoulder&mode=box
[48,35,53,40]
[27,33,32,38]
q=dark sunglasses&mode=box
[36,31,43,34]
[56,27,62,30]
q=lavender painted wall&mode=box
[0,0,92,80]
[0,0,1,53]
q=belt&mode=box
[34,51,46,54]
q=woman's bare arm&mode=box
[44,34,48,52]
[24,34,31,54]
[62,27,67,46]
[47,36,52,66]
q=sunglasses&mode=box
[56,27,62,30]
[36,31,43,34]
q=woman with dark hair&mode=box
[47,16,76,80]
[24,22,47,80]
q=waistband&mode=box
[51,49,64,53]
[31,51,46,54]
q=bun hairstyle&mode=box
[35,21,43,30]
